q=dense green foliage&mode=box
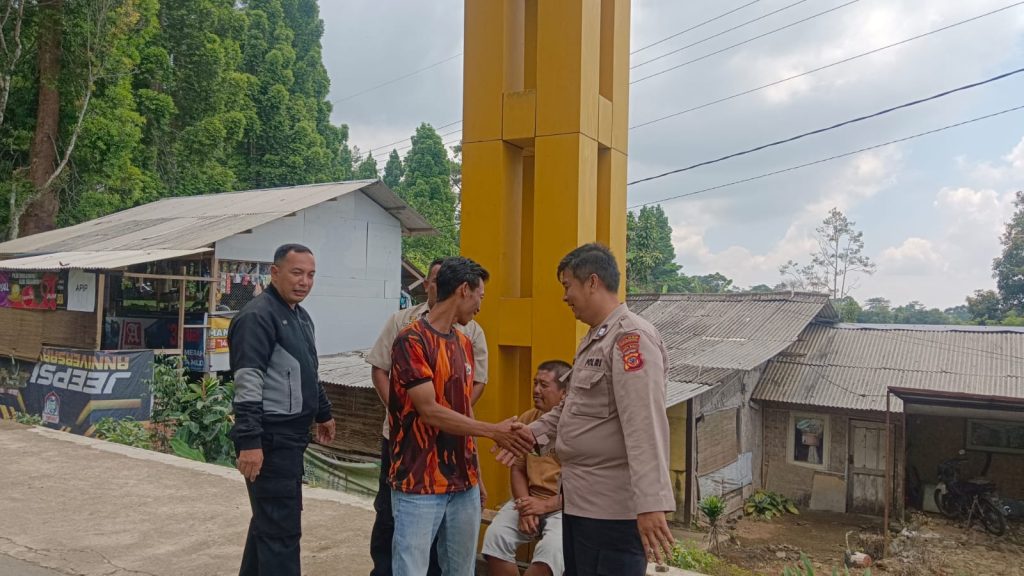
[392,123,459,270]
[150,359,235,466]
[94,416,153,449]
[1,0,356,237]
[744,489,799,520]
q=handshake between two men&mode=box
[486,416,538,466]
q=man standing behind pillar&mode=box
[498,243,676,576]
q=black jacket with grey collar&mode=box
[228,284,332,451]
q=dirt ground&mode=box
[705,510,1024,576]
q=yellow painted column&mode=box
[462,0,631,505]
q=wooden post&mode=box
[177,266,187,354]
[208,254,219,314]
[883,390,892,558]
[94,273,106,350]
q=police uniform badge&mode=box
[617,333,644,372]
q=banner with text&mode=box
[0,347,154,435]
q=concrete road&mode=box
[0,554,66,576]
[0,420,374,576]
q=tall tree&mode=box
[857,297,893,323]
[966,289,1003,325]
[355,151,377,179]
[779,208,875,298]
[993,191,1024,312]
[626,205,681,293]
[14,0,147,238]
[396,123,458,270]
[835,296,861,322]
[382,148,403,189]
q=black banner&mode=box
[0,347,154,435]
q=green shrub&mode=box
[745,489,799,520]
[150,358,236,466]
[781,554,871,576]
[94,417,153,449]
[700,495,727,523]
[667,541,719,572]
[667,541,753,576]
[13,411,42,426]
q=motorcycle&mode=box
[934,450,1006,536]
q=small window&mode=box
[789,413,829,468]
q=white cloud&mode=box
[878,237,946,276]
[1006,136,1024,170]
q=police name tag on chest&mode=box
[583,357,603,368]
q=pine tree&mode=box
[382,149,404,189]
[396,123,458,270]
[626,205,682,293]
[355,152,378,180]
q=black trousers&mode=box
[563,513,648,576]
[369,437,442,576]
[239,433,308,576]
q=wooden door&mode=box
[848,420,888,515]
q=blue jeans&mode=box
[392,485,481,576]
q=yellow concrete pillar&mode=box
[462,0,631,504]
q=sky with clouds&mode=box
[318,0,1024,309]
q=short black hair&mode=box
[435,257,489,302]
[273,243,313,264]
[429,258,445,271]
[537,360,572,389]
[557,243,620,293]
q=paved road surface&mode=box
[0,420,374,576]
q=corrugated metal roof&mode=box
[0,249,213,271]
[667,381,711,408]
[0,180,434,257]
[319,350,374,389]
[629,292,835,386]
[754,323,1024,412]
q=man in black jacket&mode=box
[229,243,336,576]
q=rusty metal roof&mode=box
[629,292,836,387]
[0,180,434,257]
[319,350,374,389]
[754,323,1024,412]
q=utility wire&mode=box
[627,66,1024,185]
[337,53,462,103]
[370,0,1024,149]
[368,120,462,155]
[632,0,859,85]
[631,1,1024,130]
[383,128,463,156]
[631,0,762,55]
[626,104,1024,203]
[632,0,812,69]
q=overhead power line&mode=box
[631,0,812,69]
[368,120,462,155]
[626,104,1024,206]
[627,66,1024,185]
[380,128,463,156]
[631,0,762,55]
[631,0,860,85]
[631,1,1024,130]
[337,53,462,103]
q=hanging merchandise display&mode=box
[217,260,271,312]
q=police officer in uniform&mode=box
[500,243,675,576]
[228,244,336,576]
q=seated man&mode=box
[483,360,571,576]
